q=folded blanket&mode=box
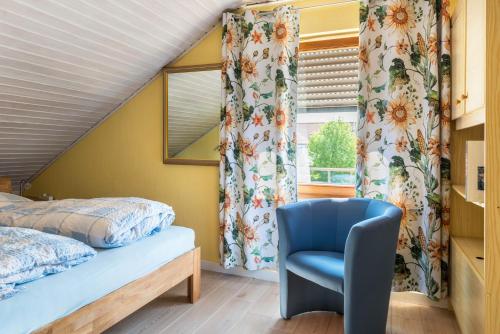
[0,227,96,300]
[0,197,176,248]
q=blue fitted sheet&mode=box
[0,226,195,334]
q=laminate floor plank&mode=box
[326,313,344,334]
[194,296,252,334]
[293,312,335,334]
[391,300,426,334]
[159,275,251,334]
[105,271,461,334]
[228,313,282,334]
[105,271,224,334]
[419,305,461,334]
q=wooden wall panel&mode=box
[485,0,500,332]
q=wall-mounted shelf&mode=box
[452,184,466,197]
[452,184,485,208]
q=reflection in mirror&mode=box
[164,65,221,165]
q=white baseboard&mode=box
[201,260,279,282]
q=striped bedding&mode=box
[0,197,176,248]
[0,226,96,300]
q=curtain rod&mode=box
[240,0,358,11]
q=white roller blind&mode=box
[298,47,359,109]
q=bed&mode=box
[0,178,200,334]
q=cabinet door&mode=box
[451,0,466,120]
[450,239,485,334]
[465,0,485,114]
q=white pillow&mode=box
[0,192,33,203]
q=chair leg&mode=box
[280,270,344,319]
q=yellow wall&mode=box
[172,1,359,66]
[27,1,359,263]
[27,75,222,261]
[172,25,224,67]
[176,126,219,160]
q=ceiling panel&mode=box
[0,0,242,189]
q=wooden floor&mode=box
[106,270,461,334]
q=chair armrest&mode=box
[276,201,313,259]
[343,212,401,312]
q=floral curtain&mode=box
[356,0,451,300]
[219,7,300,270]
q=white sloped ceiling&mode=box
[0,0,243,189]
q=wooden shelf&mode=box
[452,184,466,198]
[452,184,485,208]
[452,236,485,282]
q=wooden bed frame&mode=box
[0,176,12,193]
[34,247,201,334]
[1,176,201,334]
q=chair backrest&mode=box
[306,198,401,253]
[308,198,373,253]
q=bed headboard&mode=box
[0,177,12,193]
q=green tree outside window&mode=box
[308,120,356,184]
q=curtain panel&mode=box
[219,7,300,270]
[356,0,451,300]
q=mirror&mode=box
[163,64,221,166]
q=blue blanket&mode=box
[0,197,176,248]
[0,227,96,300]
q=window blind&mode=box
[298,47,359,109]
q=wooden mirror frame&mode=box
[162,64,221,166]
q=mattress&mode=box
[0,226,195,334]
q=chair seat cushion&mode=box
[286,251,345,293]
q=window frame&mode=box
[297,36,359,199]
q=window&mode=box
[297,39,359,199]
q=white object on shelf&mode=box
[465,141,485,204]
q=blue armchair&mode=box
[276,198,402,334]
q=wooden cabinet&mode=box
[465,0,485,115]
[451,0,466,120]
[450,125,485,334]
[450,1,500,333]
[451,238,485,334]
[452,0,486,129]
